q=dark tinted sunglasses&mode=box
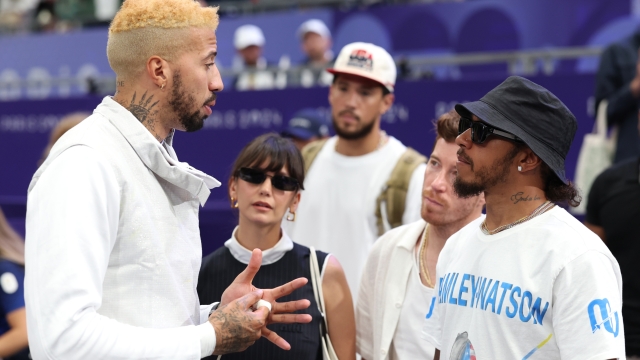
[458,117,523,144]
[237,167,300,191]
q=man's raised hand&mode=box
[219,249,312,350]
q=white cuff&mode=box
[196,321,216,358]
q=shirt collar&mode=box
[224,226,294,265]
[95,97,221,205]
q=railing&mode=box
[0,46,603,100]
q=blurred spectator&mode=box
[283,42,427,297]
[0,0,38,33]
[585,113,640,358]
[291,19,334,88]
[0,207,28,360]
[281,108,331,150]
[232,24,275,91]
[38,112,89,166]
[595,29,640,163]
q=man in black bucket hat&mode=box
[423,76,626,359]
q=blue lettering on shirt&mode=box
[437,273,549,326]
[457,274,470,307]
[588,298,619,337]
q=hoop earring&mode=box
[230,197,238,208]
[286,211,296,222]
[517,166,522,172]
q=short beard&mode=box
[332,114,376,140]
[168,70,213,132]
[454,145,520,198]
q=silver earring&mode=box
[518,166,522,172]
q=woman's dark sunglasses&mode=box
[237,167,300,191]
[458,117,523,144]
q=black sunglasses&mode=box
[458,117,523,144]
[237,167,300,191]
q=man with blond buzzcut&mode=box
[25,1,311,359]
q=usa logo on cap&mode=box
[347,49,373,72]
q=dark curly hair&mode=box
[539,162,582,207]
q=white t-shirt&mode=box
[284,136,426,296]
[422,207,626,360]
[390,249,436,360]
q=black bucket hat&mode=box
[455,76,577,184]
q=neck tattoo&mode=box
[481,200,555,235]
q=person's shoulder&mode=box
[545,207,612,254]
[291,242,329,263]
[594,158,637,185]
[374,219,426,248]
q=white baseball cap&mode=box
[234,24,265,50]
[327,42,396,93]
[297,19,331,40]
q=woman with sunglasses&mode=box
[198,133,356,360]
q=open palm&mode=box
[220,249,312,350]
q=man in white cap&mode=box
[284,42,427,298]
[292,19,334,87]
[233,24,274,91]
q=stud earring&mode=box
[286,211,296,222]
[159,83,165,90]
[518,166,522,172]
[230,197,238,208]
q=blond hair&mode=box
[107,0,219,79]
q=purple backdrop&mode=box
[0,74,597,255]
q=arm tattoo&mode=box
[127,91,162,141]
[511,192,541,204]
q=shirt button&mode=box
[395,302,402,308]
[381,349,386,355]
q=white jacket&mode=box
[356,219,427,360]
[25,97,220,359]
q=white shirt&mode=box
[284,136,425,297]
[25,97,220,359]
[422,207,626,360]
[390,248,435,360]
[356,220,436,360]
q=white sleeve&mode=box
[355,240,381,359]
[552,250,626,360]
[402,163,426,224]
[25,146,213,360]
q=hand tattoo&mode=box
[210,303,263,355]
[511,192,541,204]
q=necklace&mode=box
[418,224,434,288]
[481,200,555,235]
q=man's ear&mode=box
[518,147,543,173]
[380,92,395,116]
[146,55,170,88]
